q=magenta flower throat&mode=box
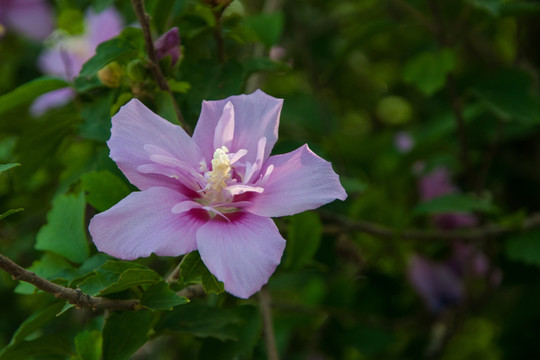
[89,90,347,298]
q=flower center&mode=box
[208,146,231,192]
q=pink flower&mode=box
[154,27,181,66]
[0,0,54,41]
[89,90,347,298]
[31,8,123,116]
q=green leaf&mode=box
[102,311,154,360]
[242,12,284,47]
[79,96,112,141]
[505,230,540,266]
[179,251,224,295]
[81,170,131,212]
[0,163,20,173]
[77,260,160,296]
[156,91,180,125]
[0,77,68,115]
[75,330,102,360]
[285,211,323,269]
[35,192,89,263]
[156,303,243,341]
[99,268,161,295]
[413,194,496,215]
[0,208,24,220]
[80,38,137,77]
[469,69,540,124]
[167,79,191,93]
[9,301,65,344]
[500,2,540,16]
[403,49,456,95]
[140,282,189,310]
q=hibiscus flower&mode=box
[89,90,347,298]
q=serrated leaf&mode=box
[505,230,540,266]
[403,49,456,95]
[140,282,189,310]
[0,77,68,115]
[413,194,496,215]
[0,163,20,173]
[102,311,154,360]
[75,330,102,360]
[179,251,224,294]
[156,303,243,341]
[81,170,130,211]
[285,211,323,269]
[99,269,161,295]
[80,38,137,77]
[35,192,89,263]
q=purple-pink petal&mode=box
[1,0,54,41]
[193,90,283,165]
[30,87,75,116]
[196,213,286,298]
[86,7,123,49]
[247,144,347,217]
[89,187,202,260]
[108,99,203,191]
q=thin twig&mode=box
[131,0,191,133]
[0,252,139,311]
[320,211,540,241]
[0,252,206,311]
[259,287,280,360]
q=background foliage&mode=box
[2,0,540,358]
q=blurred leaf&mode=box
[340,177,367,194]
[156,303,243,341]
[79,96,112,141]
[168,79,191,93]
[152,0,176,33]
[15,252,74,295]
[500,1,540,16]
[403,49,455,95]
[81,170,131,212]
[0,335,72,360]
[413,194,496,215]
[179,251,224,295]
[285,211,323,269]
[242,12,284,47]
[0,77,68,116]
[80,38,137,77]
[9,301,65,344]
[156,91,180,125]
[0,163,20,173]
[469,69,540,124]
[35,192,89,263]
[467,0,502,16]
[102,311,154,360]
[77,260,160,296]
[75,330,102,360]
[0,208,23,220]
[505,230,540,266]
[441,318,500,360]
[243,57,290,75]
[140,282,189,310]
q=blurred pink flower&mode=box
[394,131,414,153]
[155,27,181,66]
[418,167,477,230]
[31,8,123,116]
[89,90,347,298]
[0,0,54,41]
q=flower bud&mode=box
[154,27,181,66]
[97,62,123,88]
[126,58,148,82]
